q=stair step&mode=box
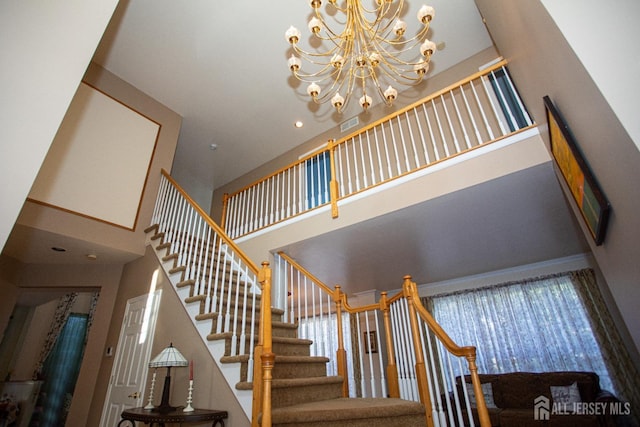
[271,355,330,378]
[271,336,313,356]
[221,354,329,383]
[196,306,284,324]
[197,311,297,338]
[184,290,262,315]
[270,376,344,408]
[269,397,426,427]
[207,333,313,357]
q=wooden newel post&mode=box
[380,292,400,398]
[334,285,349,397]
[260,352,275,427]
[327,139,340,219]
[403,276,434,427]
[258,262,274,427]
[467,355,491,427]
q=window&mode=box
[428,272,616,394]
[36,313,89,427]
[487,66,531,132]
[304,151,331,209]
[298,311,357,397]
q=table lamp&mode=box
[148,343,188,412]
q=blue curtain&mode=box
[488,67,530,132]
[305,152,331,209]
[35,313,88,427]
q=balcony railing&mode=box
[222,60,533,238]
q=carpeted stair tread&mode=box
[220,354,329,364]
[235,372,342,391]
[271,375,343,388]
[270,397,425,424]
[274,355,329,363]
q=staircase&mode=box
[145,223,427,426]
[146,170,495,427]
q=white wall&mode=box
[0,0,119,250]
[28,83,160,230]
[540,0,640,152]
[475,0,640,364]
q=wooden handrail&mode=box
[403,275,491,427]
[276,251,338,297]
[275,253,493,426]
[224,60,511,202]
[225,147,329,200]
[403,277,433,426]
[222,61,534,242]
[404,276,476,359]
[160,169,260,276]
[341,60,510,145]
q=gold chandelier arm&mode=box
[360,0,404,38]
[291,44,341,62]
[370,37,432,67]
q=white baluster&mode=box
[450,89,472,150]
[441,94,461,154]
[460,83,483,146]
[470,77,495,140]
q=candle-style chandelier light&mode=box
[285,0,437,113]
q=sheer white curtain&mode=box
[298,311,357,396]
[428,271,615,394]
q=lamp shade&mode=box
[149,343,189,368]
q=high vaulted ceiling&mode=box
[92,0,494,192]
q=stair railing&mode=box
[151,170,262,371]
[151,170,276,427]
[275,252,491,427]
[222,60,533,239]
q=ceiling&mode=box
[278,163,590,291]
[91,0,495,191]
[2,0,591,295]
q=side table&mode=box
[118,407,228,427]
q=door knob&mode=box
[128,391,140,399]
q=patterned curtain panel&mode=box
[423,269,629,400]
[571,269,640,419]
[84,291,100,346]
[35,313,89,427]
[32,293,78,380]
[297,311,357,396]
[29,291,100,427]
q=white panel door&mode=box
[99,290,161,427]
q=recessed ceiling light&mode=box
[210,143,218,150]
[294,121,303,128]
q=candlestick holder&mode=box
[183,379,194,412]
[144,369,157,410]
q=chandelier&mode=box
[285,0,437,113]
